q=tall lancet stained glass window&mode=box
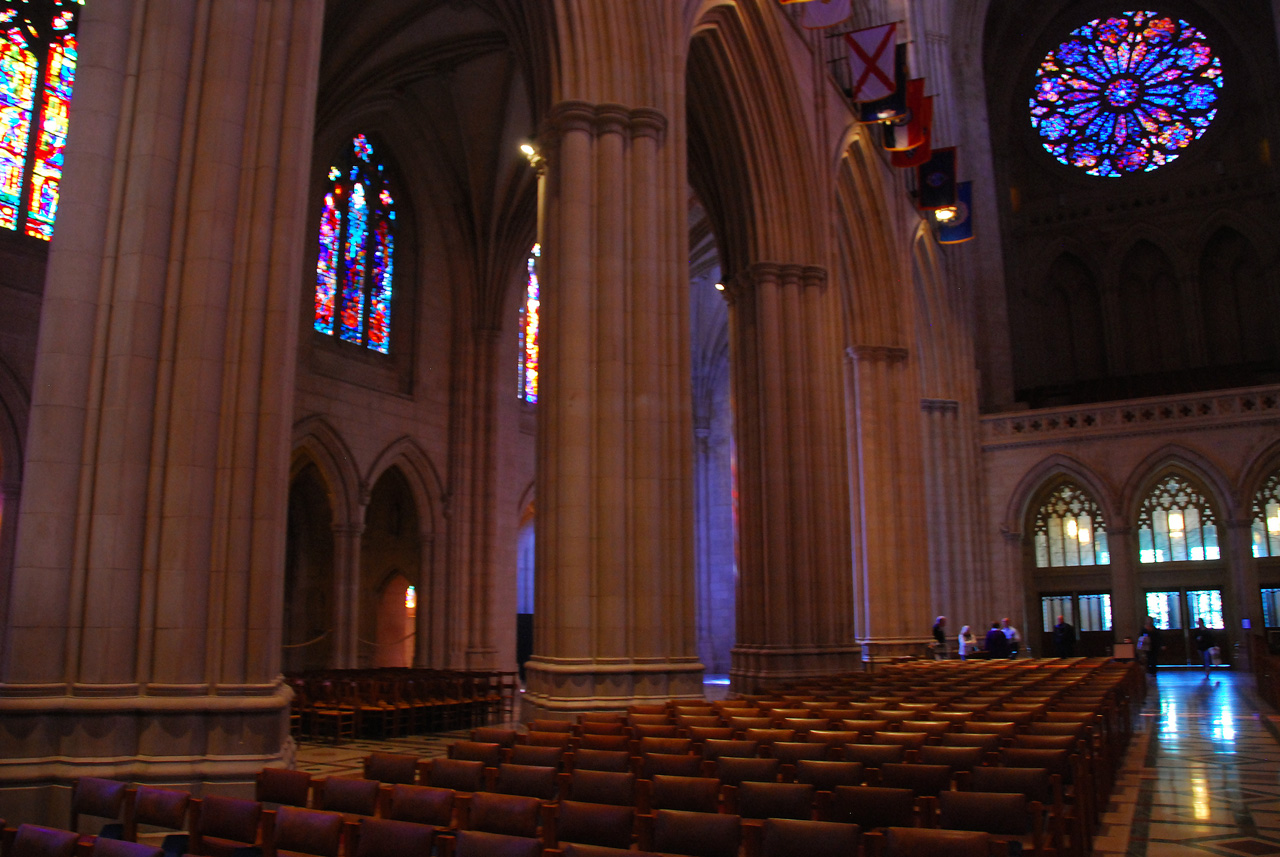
[314,133,395,353]
[1030,10,1222,177]
[518,244,540,403]
[0,0,82,240]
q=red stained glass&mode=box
[518,244,540,402]
[313,192,339,335]
[25,32,75,239]
[0,28,36,231]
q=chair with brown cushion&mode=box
[385,784,455,829]
[937,791,1046,856]
[8,825,80,857]
[821,786,916,831]
[89,839,163,857]
[464,792,541,839]
[647,809,741,857]
[882,826,997,857]
[731,781,814,820]
[559,844,663,857]
[645,775,721,814]
[70,778,129,837]
[794,760,865,793]
[779,718,830,738]
[631,725,681,741]
[879,763,953,798]
[452,829,543,857]
[627,711,672,724]
[266,806,344,857]
[873,732,929,752]
[188,795,263,857]
[579,712,627,725]
[571,749,631,773]
[471,727,520,748]
[975,763,1072,855]
[449,741,504,767]
[964,722,1018,742]
[523,731,574,750]
[899,721,950,740]
[576,734,631,753]
[940,732,1001,753]
[564,770,636,807]
[672,706,717,718]
[929,711,976,728]
[917,745,985,773]
[494,764,559,801]
[685,726,736,746]
[256,768,314,808]
[758,818,859,857]
[842,743,907,771]
[530,719,575,733]
[742,729,796,748]
[676,715,722,731]
[350,818,433,857]
[713,757,780,788]
[637,753,704,780]
[808,730,862,749]
[364,752,419,785]
[125,785,192,856]
[313,777,380,818]
[578,721,627,736]
[547,801,635,851]
[421,759,487,793]
[508,744,566,770]
[728,716,774,735]
[637,737,692,757]
[701,739,760,762]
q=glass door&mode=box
[1145,588,1227,666]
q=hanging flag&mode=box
[916,146,957,209]
[891,95,933,167]
[844,23,897,102]
[856,44,908,123]
[799,0,852,29]
[937,181,974,244]
[882,79,926,151]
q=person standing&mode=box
[1140,616,1162,676]
[932,616,948,659]
[1001,617,1022,659]
[958,625,975,660]
[1193,617,1214,675]
[985,622,1009,659]
[1053,614,1076,658]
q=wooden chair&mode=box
[794,760,865,793]
[350,818,434,857]
[313,777,380,818]
[7,825,79,857]
[384,784,455,829]
[937,791,1049,856]
[508,744,567,770]
[643,775,721,814]
[570,749,631,773]
[645,809,741,857]
[364,751,419,785]
[449,741,503,768]
[562,770,636,807]
[123,785,191,855]
[712,757,780,788]
[463,793,541,839]
[636,753,704,780]
[756,818,859,857]
[265,806,344,857]
[70,778,129,837]
[729,781,814,820]
[89,839,162,857]
[878,825,1000,857]
[421,759,487,793]
[545,801,635,851]
[256,768,314,808]
[821,786,917,832]
[493,764,559,801]
[451,829,542,857]
[187,795,263,857]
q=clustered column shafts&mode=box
[726,264,858,692]
[524,100,701,714]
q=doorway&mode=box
[1145,588,1229,667]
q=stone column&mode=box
[524,101,701,716]
[844,344,933,664]
[332,522,363,668]
[0,0,323,813]
[726,264,857,692]
[459,328,502,670]
[1108,526,1140,645]
[1225,518,1262,669]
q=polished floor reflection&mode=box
[1098,669,1280,857]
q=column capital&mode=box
[544,100,597,135]
[724,262,827,301]
[542,101,670,143]
[629,107,668,142]
[593,103,631,136]
[847,344,910,364]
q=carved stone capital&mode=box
[629,107,668,142]
[593,103,631,136]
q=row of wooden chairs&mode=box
[286,668,516,741]
[0,823,167,857]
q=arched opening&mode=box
[360,467,420,667]
[284,463,336,672]
[375,571,415,668]
[1025,477,1114,657]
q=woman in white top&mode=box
[958,625,975,659]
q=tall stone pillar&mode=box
[332,522,363,668]
[1108,526,1139,646]
[845,344,933,663]
[1225,518,1262,668]
[0,0,323,815]
[726,264,857,692]
[524,101,702,715]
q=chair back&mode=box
[10,825,79,857]
[270,807,344,857]
[386,784,454,827]
[364,752,418,785]
[352,818,433,857]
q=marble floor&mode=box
[295,669,1280,856]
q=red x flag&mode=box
[844,23,897,102]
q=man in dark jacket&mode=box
[984,622,1008,659]
[1053,615,1076,658]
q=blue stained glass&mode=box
[1031,10,1222,176]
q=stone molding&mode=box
[542,100,669,143]
[722,263,827,303]
[982,384,1280,448]
[922,398,960,413]
[848,345,910,364]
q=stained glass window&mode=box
[1137,472,1219,563]
[1030,10,1223,177]
[0,0,82,240]
[314,133,395,353]
[518,244,540,403]
[1251,471,1280,558]
[1033,481,1110,568]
